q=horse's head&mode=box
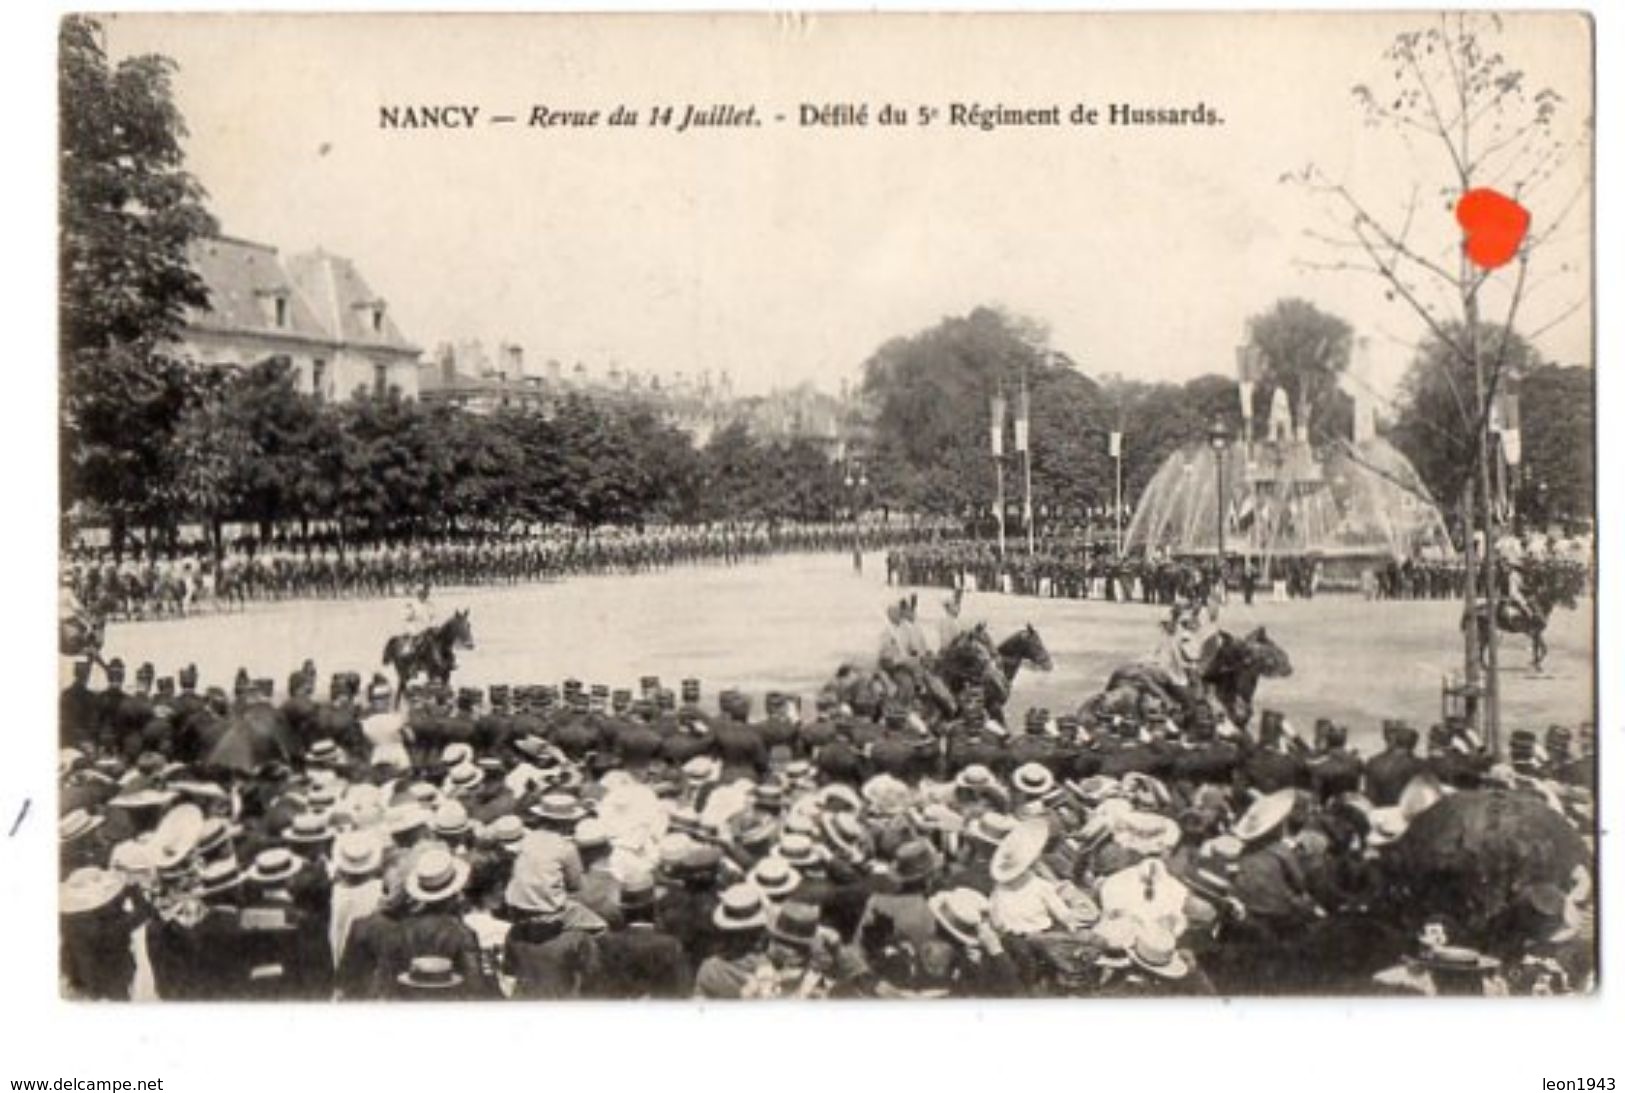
[1242,626,1292,678]
[445,608,475,650]
[1001,623,1053,672]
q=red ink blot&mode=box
[1455,188,1531,270]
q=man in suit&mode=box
[592,871,691,999]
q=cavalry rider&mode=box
[1149,599,1211,710]
[398,581,438,652]
[1503,555,1535,623]
[879,601,930,700]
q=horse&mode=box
[936,623,1053,723]
[1463,561,1584,671]
[381,609,475,704]
[1097,626,1292,729]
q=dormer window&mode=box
[258,290,290,329]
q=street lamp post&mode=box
[1209,418,1231,593]
[844,460,867,573]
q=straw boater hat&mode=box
[1129,923,1191,980]
[862,775,913,817]
[681,757,720,785]
[397,955,463,991]
[712,883,769,932]
[60,867,126,916]
[432,800,474,840]
[59,809,105,844]
[333,830,385,878]
[196,857,244,898]
[441,743,475,769]
[407,847,471,905]
[248,847,302,886]
[768,900,822,950]
[776,833,824,869]
[748,856,803,900]
[820,810,869,863]
[1011,763,1056,799]
[1366,806,1410,849]
[928,887,992,947]
[283,811,335,847]
[444,763,483,796]
[1233,789,1297,843]
[483,814,527,853]
[530,792,589,825]
[990,819,1050,885]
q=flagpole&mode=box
[1020,370,1034,556]
[990,387,1007,561]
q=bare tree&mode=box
[1285,13,1590,749]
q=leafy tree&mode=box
[1243,299,1355,444]
[1509,363,1591,529]
[1389,322,1543,519]
[59,16,218,555]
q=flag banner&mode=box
[1503,428,1522,467]
[991,424,1004,458]
[1109,431,1122,458]
[1014,416,1029,453]
[1240,379,1255,420]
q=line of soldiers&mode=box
[63,520,950,622]
[888,543,1222,605]
[59,654,1596,1000]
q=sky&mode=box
[101,12,1593,403]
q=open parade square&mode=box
[86,549,1592,757]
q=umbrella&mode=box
[1384,789,1590,936]
[205,707,294,774]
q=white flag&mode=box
[1108,431,1122,458]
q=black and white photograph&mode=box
[48,9,1600,1012]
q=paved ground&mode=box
[87,551,1593,754]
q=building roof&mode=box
[185,236,330,344]
[182,236,420,358]
[285,249,420,356]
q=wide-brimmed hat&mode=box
[444,763,483,796]
[819,811,868,862]
[59,809,105,844]
[60,867,126,916]
[397,955,463,991]
[748,856,803,900]
[1129,924,1190,980]
[433,800,473,839]
[1100,858,1190,931]
[407,847,471,904]
[483,814,527,852]
[768,900,821,950]
[440,742,475,768]
[680,756,720,785]
[386,805,430,841]
[1366,806,1410,848]
[954,764,998,795]
[966,811,1017,849]
[712,883,769,931]
[928,887,991,947]
[892,838,943,885]
[618,868,658,911]
[109,787,176,812]
[990,819,1049,884]
[909,802,965,836]
[248,847,302,886]
[1065,774,1122,804]
[1113,810,1181,856]
[776,832,824,869]
[282,811,334,846]
[1234,789,1296,843]
[530,792,589,825]
[1012,763,1056,798]
[196,857,244,897]
[334,829,385,877]
[152,803,205,871]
